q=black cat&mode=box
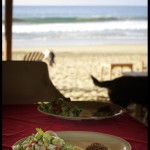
[91,75,148,108]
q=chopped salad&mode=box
[12,128,83,150]
[39,98,82,117]
[39,98,115,118]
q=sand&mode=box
[3,43,148,124]
[3,43,147,102]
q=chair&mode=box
[2,61,65,104]
[24,51,45,61]
[100,63,133,80]
[141,61,147,72]
[23,51,51,67]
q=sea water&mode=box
[2,6,148,48]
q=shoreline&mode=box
[8,43,147,54]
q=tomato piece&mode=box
[54,105,61,113]
[55,144,61,150]
[27,139,37,147]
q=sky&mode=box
[2,0,147,6]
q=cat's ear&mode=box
[91,75,101,86]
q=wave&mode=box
[2,16,147,24]
[3,21,146,34]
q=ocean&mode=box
[2,6,148,48]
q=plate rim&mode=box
[38,101,126,120]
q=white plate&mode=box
[57,131,131,150]
[13,131,131,150]
[38,101,126,120]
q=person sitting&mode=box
[49,50,55,67]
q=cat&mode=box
[91,75,148,108]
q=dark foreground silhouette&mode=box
[91,75,148,108]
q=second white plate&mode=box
[38,101,126,120]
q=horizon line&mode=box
[2,4,147,7]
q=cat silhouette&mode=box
[91,75,148,108]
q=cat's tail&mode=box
[91,75,113,88]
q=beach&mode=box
[2,5,148,124]
[2,5,147,101]
[7,43,147,101]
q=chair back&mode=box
[2,61,64,104]
[24,52,45,61]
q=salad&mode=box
[39,98,81,117]
[39,98,115,118]
[12,128,83,150]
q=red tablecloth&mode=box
[2,104,148,150]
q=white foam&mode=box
[2,20,147,34]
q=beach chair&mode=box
[141,61,147,72]
[2,61,66,104]
[24,51,45,61]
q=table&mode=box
[2,104,148,150]
[100,63,133,80]
[123,71,148,77]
